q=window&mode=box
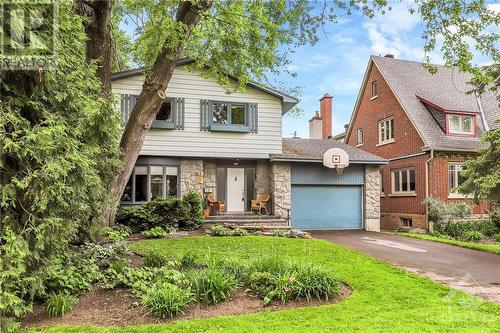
[120,165,179,203]
[392,169,416,194]
[357,129,363,145]
[448,163,465,192]
[378,117,394,144]
[371,80,378,98]
[152,99,175,129]
[210,101,248,131]
[448,114,473,134]
[401,218,413,227]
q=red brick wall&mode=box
[429,153,491,214]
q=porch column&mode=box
[270,162,291,218]
[364,165,381,232]
[180,159,204,197]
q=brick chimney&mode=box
[319,93,332,139]
[308,111,322,139]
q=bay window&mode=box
[121,165,179,203]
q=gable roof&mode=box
[111,59,299,114]
[347,56,499,152]
[271,138,387,164]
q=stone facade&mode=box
[270,162,291,218]
[255,160,270,195]
[203,160,216,194]
[364,165,381,232]
[180,159,204,196]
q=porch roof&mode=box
[271,138,388,165]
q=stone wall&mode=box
[255,160,270,195]
[203,160,216,194]
[270,162,291,218]
[364,165,381,232]
[180,159,204,196]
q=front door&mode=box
[227,168,245,212]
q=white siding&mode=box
[112,67,283,159]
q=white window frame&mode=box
[391,169,416,195]
[371,80,378,99]
[357,128,363,145]
[400,218,413,228]
[378,117,394,145]
[447,114,473,135]
[448,163,467,198]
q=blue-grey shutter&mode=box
[249,103,258,133]
[200,99,210,131]
[173,97,185,129]
[120,94,138,126]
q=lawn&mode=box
[40,236,500,333]
[397,232,500,255]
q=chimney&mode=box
[308,111,322,139]
[384,54,394,58]
[319,93,332,139]
[344,124,349,131]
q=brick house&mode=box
[345,55,499,230]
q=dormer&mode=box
[416,96,479,137]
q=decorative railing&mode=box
[272,200,291,227]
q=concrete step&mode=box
[206,214,282,221]
[205,220,288,227]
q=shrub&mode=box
[82,241,131,263]
[45,253,100,295]
[142,226,167,238]
[494,233,500,242]
[294,262,341,301]
[424,197,472,231]
[103,225,132,241]
[46,293,77,317]
[212,257,248,280]
[272,229,287,237]
[117,192,204,232]
[158,269,191,289]
[491,210,500,229]
[180,253,199,269]
[144,252,170,268]
[109,260,129,274]
[287,229,312,239]
[249,271,275,297]
[103,266,160,296]
[463,230,483,242]
[477,219,497,237]
[207,225,232,236]
[188,269,238,305]
[231,228,248,236]
[142,282,192,319]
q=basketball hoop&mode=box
[323,148,349,175]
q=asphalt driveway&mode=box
[310,230,500,303]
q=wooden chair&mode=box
[251,193,270,215]
[207,194,225,215]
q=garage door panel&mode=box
[291,185,362,230]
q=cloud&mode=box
[488,3,500,13]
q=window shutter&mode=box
[249,103,258,133]
[173,97,185,129]
[200,99,210,131]
[120,94,138,126]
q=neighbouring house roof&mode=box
[271,138,387,164]
[347,55,499,152]
[111,59,299,114]
[331,131,347,141]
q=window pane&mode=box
[231,104,246,125]
[462,116,472,133]
[372,81,377,97]
[166,175,177,196]
[389,119,394,139]
[385,120,390,140]
[402,170,408,191]
[449,115,460,132]
[212,103,228,124]
[457,165,466,186]
[150,166,163,199]
[380,122,385,142]
[156,101,172,121]
[121,176,133,202]
[394,171,400,192]
[135,166,148,202]
[448,165,455,190]
[165,166,177,176]
[358,129,363,144]
[380,172,384,193]
[409,169,415,191]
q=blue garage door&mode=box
[291,185,363,230]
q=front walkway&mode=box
[310,230,500,303]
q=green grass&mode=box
[397,232,500,255]
[39,236,500,333]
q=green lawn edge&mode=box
[396,232,500,255]
[35,236,500,333]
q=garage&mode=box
[291,185,363,230]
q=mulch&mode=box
[22,284,351,328]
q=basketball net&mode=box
[335,166,344,175]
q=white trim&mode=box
[376,139,395,147]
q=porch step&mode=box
[205,219,289,227]
[205,213,283,221]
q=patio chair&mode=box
[251,193,270,215]
[207,194,225,215]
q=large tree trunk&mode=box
[75,0,114,97]
[106,1,212,225]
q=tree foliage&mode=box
[0,1,121,319]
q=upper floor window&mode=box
[200,100,258,133]
[371,80,378,99]
[392,169,415,194]
[212,102,247,126]
[448,114,473,135]
[357,129,363,145]
[378,117,394,144]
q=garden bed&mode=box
[23,284,351,328]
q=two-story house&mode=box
[112,60,387,231]
[345,55,498,230]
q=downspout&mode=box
[475,92,490,131]
[425,149,434,231]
